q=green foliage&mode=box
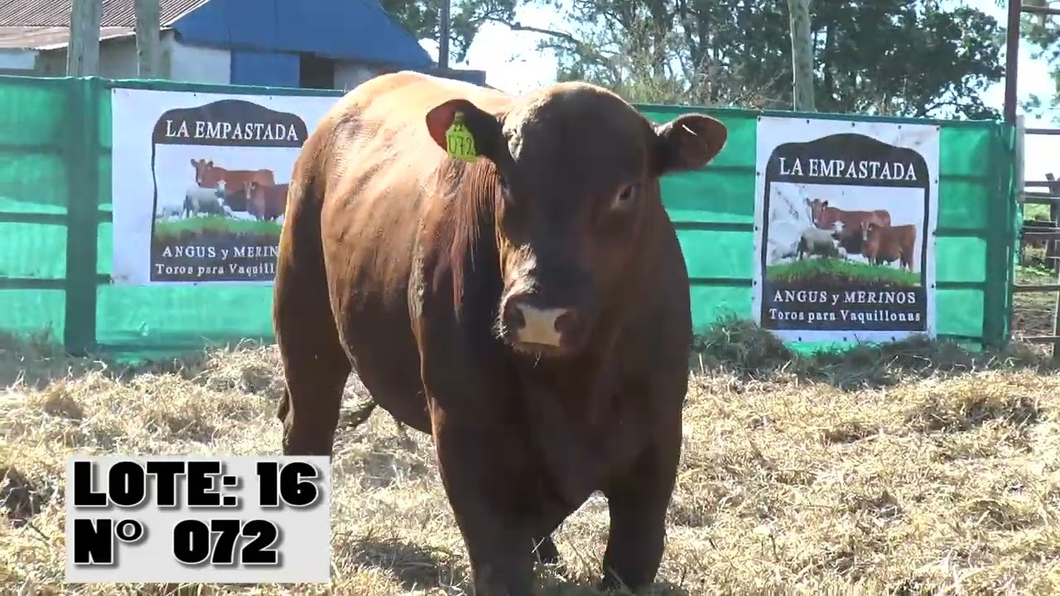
[154,216,280,240]
[377,0,1004,120]
[545,0,1004,119]
[766,257,921,287]
[377,0,1007,119]
[379,0,532,63]
[1015,0,1060,120]
[1024,203,1052,220]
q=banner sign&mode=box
[751,117,940,343]
[110,88,337,285]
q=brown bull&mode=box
[861,220,917,271]
[272,70,727,595]
[246,181,289,221]
[807,198,892,235]
[190,159,274,211]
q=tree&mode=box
[1013,0,1060,120]
[380,0,537,63]
[788,0,815,111]
[535,0,1004,119]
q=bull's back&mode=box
[838,209,888,224]
[892,224,917,249]
[876,224,915,242]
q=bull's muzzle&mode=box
[500,294,582,353]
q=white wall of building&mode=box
[29,32,387,91]
[35,32,232,84]
[0,48,37,72]
[36,37,136,77]
[162,32,231,84]
[334,61,378,91]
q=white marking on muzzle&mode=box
[515,305,567,347]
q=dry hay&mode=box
[2,323,1060,595]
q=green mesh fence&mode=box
[0,76,1020,362]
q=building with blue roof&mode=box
[0,0,486,89]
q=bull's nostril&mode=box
[503,300,526,330]
[553,310,578,337]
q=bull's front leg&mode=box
[413,239,544,595]
[432,419,537,596]
[599,417,681,593]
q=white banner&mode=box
[751,116,940,344]
[110,88,339,285]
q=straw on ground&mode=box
[2,320,1059,595]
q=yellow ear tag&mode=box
[445,112,477,162]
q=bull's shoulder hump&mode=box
[346,71,513,118]
[315,73,513,194]
[330,75,511,161]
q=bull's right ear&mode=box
[651,113,728,176]
[425,99,504,163]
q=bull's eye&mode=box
[611,183,638,209]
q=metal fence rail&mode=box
[1006,1,1060,357]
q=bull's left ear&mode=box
[651,113,728,176]
[425,98,505,164]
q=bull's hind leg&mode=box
[273,191,351,457]
[274,285,351,456]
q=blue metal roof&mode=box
[171,0,434,70]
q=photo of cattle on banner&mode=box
[794,198,917,273]
[144,99,309,283]
[174,159,289,224]
[753,118,939,342]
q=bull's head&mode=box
[808,198,828,226]
[860,218,881,242]
[190,159,217,188]
[423,84,727,358]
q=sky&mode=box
[417,0,1060,184]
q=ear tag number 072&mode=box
[445,112,478,162]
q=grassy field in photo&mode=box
[767,256,921,287]
[154,215,280,240]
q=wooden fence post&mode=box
[66,0,101,76]
[134,0,162,78]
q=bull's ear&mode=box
[425,98,504,163]
[651,113,728,176]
